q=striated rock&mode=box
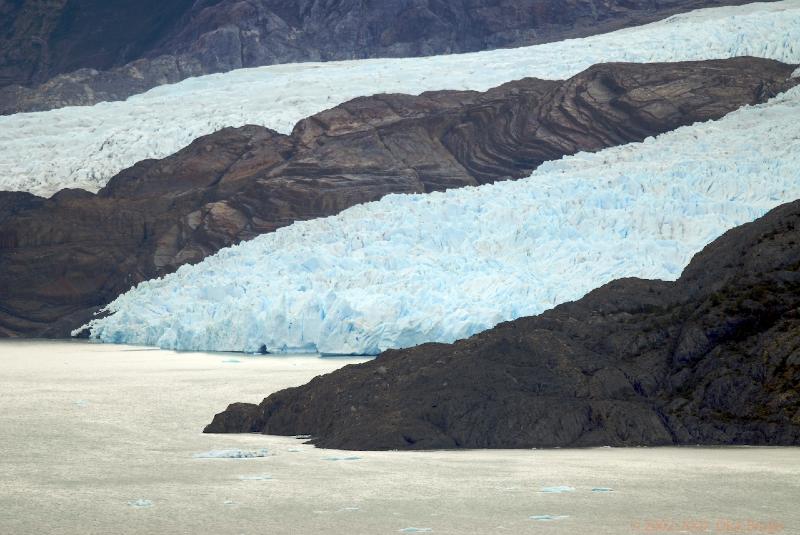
[0,58,796,337]
[205,199,800,449]
[0,0,774,114]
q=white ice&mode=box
[2,0,800,197]
[83,85,800,355]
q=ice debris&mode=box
[539,486,576,494]
[193,448,270,459]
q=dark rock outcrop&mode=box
[0,0,773,114]
[205,199,800,450]
[0,58,796,337]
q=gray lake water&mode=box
[1,340,798,534]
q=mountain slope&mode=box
[205,198,800,449]
[2,0,800,197]
[0,0,774,114]
[76,61,800,353]
[1,58,794,339]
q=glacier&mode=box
[2,0,800,197]
[84,85,800,355]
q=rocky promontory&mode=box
[206,199,800,449]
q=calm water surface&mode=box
[1,340,798,534]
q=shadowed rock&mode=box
[205,199,800,449]
[0,58,796,337]
[0,0,774,114]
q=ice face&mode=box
[2,1,800,197]
[83,87,800,355]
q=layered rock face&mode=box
[0,0,771,114]
[0,58,795,338]
[205,199,800,450]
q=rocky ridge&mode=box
[0,0,772,114]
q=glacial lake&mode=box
[1,340,798,534]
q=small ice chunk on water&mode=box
[323,456,361,461]
[529,515,569,522]
[339,507,360,512]
[193,448,270,459]
[74,400,89,407]
[399,528,432,533]
[539,486,575,493]
[592,487,614,492]
[238,474,272,480]
[223,500,236,506]
[128,499,153,508]
[792,67,800,78]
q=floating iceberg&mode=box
[193,448,270,459]
[529,515,569,522]
[2,0,800,196]
[85,86,800,355]
[539,486,576,494]
[237,474,273,481]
